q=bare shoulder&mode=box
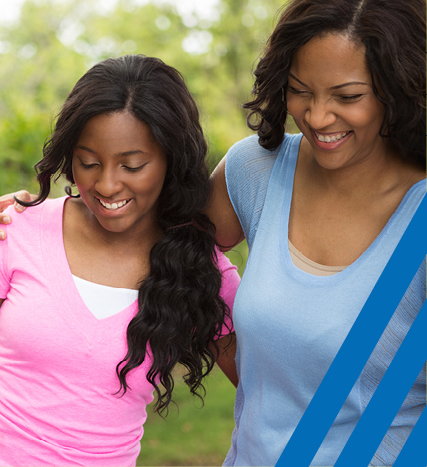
[208,156,244,251]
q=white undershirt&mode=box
[72,275,139,320]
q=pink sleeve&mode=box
[216,248,241,336]
[0,207,12,299]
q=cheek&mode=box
[286,94,306,126]
[286,94,299,118]
[350,109,383,136]
[150,175,166,200]
[71,168,93,201]
[350,98,385,133]
[71,163,84,188]
[72,170,87,191]
[136,171,166,201]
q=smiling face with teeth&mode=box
[72,111,167,236]
[286,32,387,171]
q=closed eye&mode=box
[288,86,310,95]
[122,163,147,173]
[339,94,364,101]
[80,161,98,169]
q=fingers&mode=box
[0,193,15,240]
[0,193,16,214]
[12,190,32,212]
[0,191,33,240]
[0,214,10,239]
[0,210,11,239]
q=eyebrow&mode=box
[288,73,368,90]
[76,146,146,157]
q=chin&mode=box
[95,218,130,234]
[311,145,357,170]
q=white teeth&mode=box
[99,199,129,210]
[315,131,350,143]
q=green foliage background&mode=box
[0,0,293,195]
[0,0,295,463]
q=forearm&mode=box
[211,332,238,387]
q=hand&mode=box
[0,191,32,240]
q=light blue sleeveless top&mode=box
[224,133,426,466]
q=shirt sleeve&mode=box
[225,135,279,249]
[216,248,241,336]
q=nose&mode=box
[304,98,337,130]
[95,167,123,198]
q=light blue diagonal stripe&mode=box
[393,406,427,467]
[334,300,427,467]
[275,196,427,467]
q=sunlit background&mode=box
[0,1,290,464]
[0,0,290,191]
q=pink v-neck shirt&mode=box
[0,197,240,466]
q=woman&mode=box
[206,0,425,465]
[1,0,425,465]
[0,55,239,466]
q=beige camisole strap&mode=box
[288,240,347,276]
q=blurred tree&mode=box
[0,0,90,193]
[0,0,291,192]
[192,0,288,166]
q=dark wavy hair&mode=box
[18,55,231,414]
[245,0,426,167]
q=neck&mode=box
[76,198,163,252]
[305,139,415,198]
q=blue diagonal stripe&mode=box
[393,406,427,467]
[275,196,427,467]
[334,300,427,466]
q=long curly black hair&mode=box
[244,0,426,168]
[18,55,231,414]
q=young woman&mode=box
[0,55,239,466]
[207,0,426,465]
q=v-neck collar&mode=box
[41,197,139,347]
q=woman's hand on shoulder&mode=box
[208,156,244,251]
[0,191,32,240]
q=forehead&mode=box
[290,33,371,86]
[76,111,163,157]
[78,112,149,141]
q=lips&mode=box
[311,129,353,150]
[314,130,352,143]
[96,198,131,211]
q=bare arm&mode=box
[211,332,238,387]
[0,191,32,239]
[207,157,245,251]
[207,159,242,385]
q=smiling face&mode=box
[72,111,167,236]
[287,33,387,171]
